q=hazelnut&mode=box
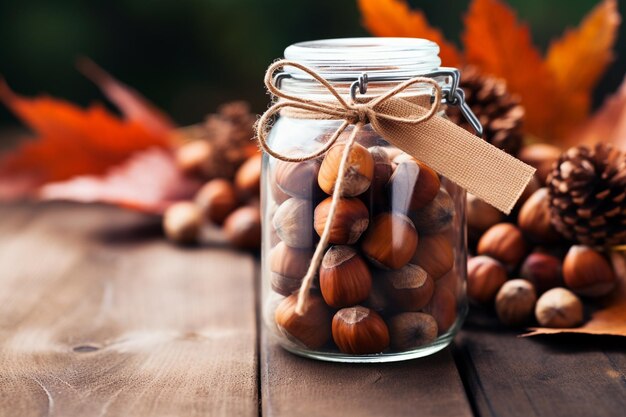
[411,233,454,280]
[518,143,562,185]
[313,197,369,244]
[477,223,527,268]
[563,245,616,297]
[495,279,537,326]
[520,252,563,294]
[423,285,457,334]
[272,198,314,248]
[381,264,435,311]
[467,256,508,304]
[388,312,438,350]
[332,306,390,354]
[368,146,394,195]
[535,288,583,328]
[320,246,372,308]
[318,143,374,197]
[466,193,505,236]
[270,242,313,296]
[517,188,560,243]
[364,279,389,314]
[223,205,261,250]
[362,213,418,269]
[275,294,332,349]
[194,179,239,225]
[410,188,455,235]
[175,140,212,176]
[388,159,440,212]
[515,174,541,210]
[234,153,262,199]
[163,201,202,245]
[274,158,322,200]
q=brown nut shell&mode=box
[563,245,616,297]
[275,294,332,349]
[382,264,435,311]
[362,213,418,270]
[163,201,202,245]
[535,287,583,328]
[234,153,262,199]
[388,312,438,350]
[467,256,508,304]
[274,158,322,200]
[410,188,455,235]
[318,143,374,197]
[467,193,505,237]
[223,205,261,250]
[332,306,390,354]
[269,242,313,295]
[495,279,537,326]
[272,198,314,248]
[411,233,454,280]
[423,285,457,334]
[195,179,239,225]
[518,188,561,243]
[520,252,563,294]
[314,197,369,244]
[477,223,527,268]
[320,246,372,308]
[388,159,440,212]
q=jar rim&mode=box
[284,37,442,80]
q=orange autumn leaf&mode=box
[546,0,620,140]
[462,0,560,140]
[357,0,463,67]
[0,81,172,198]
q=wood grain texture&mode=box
[260,330,473,417]
[0,203,258,417]
[455,311,626,417]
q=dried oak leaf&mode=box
[462,0,560,141]
[0,80,172,200]
[545,0,621,140]
[569,75,626,151]
[525,252,626,337]
[357,0,463,67]
[40,147,201,214]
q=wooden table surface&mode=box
[0,203,624,417]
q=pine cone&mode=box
[548,143,626,248]
[448,67,524,156]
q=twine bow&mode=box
[257,60,535,314]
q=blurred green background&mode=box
[0,0,624,128]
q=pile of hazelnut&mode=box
[162,149,263,250]
[269,134,464,355]
[466,143,618,328]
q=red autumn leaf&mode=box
[39,147,201,214]
[357,0,463,67]
[0,80,172,199]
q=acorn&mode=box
[234,153,262,199]
[332,306,390,354]
[318,143,374,197]
[195,179,239,225]
[411,233,454,280]
[313,197,369,244]
[517,188,561,243]
[319,246,372,308]
[272,198,314,248]
[361,213,418,269]
[563,245,616,297]
[410,188,455,235]
[381,264,435,311]
[535,288,583,328]
[274,158,322,200]
[163,201,202,245]
[423,285,457,334]
[223,205,261,250]
[275,294,332,349]
[388,159,440,213]
[477,223,527,269]
[520,252,563,294]
[388,312,438,350]
[495,279,537,326]
[467,256,508,304]
[270,242,313,296]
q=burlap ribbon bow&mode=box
[257,60,535,314]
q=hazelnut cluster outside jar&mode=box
[261,38,469,363]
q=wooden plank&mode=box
[454,311,626,417]
[261,329,473,417]
[0,203,258,417]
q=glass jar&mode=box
[261,38,472,363]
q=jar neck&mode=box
[281,38,449,99]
